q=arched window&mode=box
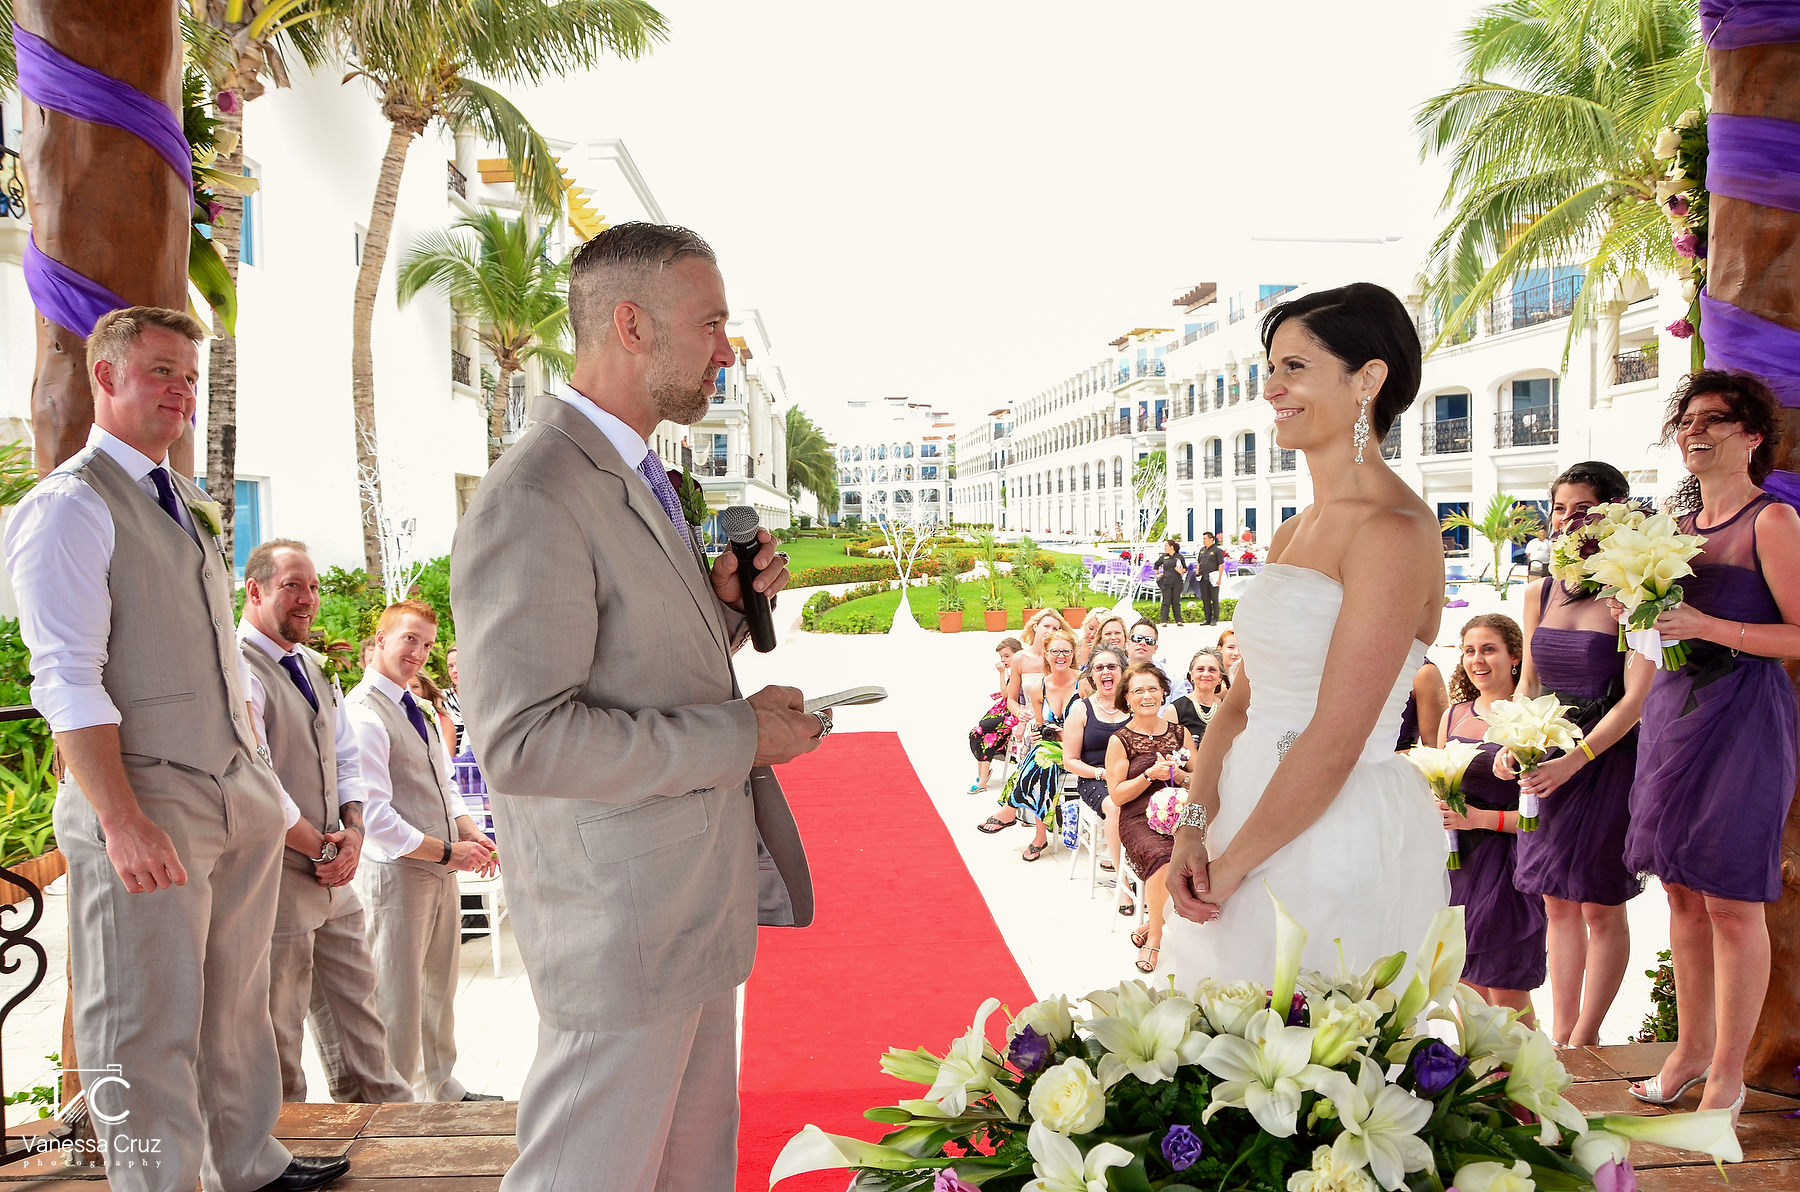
[1113,457,1123,488]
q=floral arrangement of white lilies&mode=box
[771,896,1739,1191]
[1480,696,1586,830]
[1547,503,1644,597]
[1577,506,1706,671]
[1405,741,1481,869]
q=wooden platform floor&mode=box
[3,1043,1798,1189]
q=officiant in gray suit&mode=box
[452,222,824,1192]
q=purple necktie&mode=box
[279,652,319,712]
[148,466,185,527]
[400,691,430,744]
[636,454,692,548]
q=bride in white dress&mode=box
[1166,282,1450,984]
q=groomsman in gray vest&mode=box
[2,307,348,1192]
[237,538,411,1104]
[345,600,500,1102]
[453,223,823,1191]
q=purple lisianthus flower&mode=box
[1673,230,1700,258]
[934,1169,979,1192]
[217,89,241,114]
[1287,990,1307,1026]
[1006,1025,1051,1075]
[1411,1039,1469,1095]
[1593,1158,1639,1192]
[205,200,224,223]
[1666,318,1695,339]
[1668,195,1690,218]
[1162,1124,1203,1171]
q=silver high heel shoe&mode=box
[1630,1064,1711,1106]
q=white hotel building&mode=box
[960,271,1686,553]
[0,63,799,599]
[829,397,956,527]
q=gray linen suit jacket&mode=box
[451,396,813,1032]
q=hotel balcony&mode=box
[1203,457,1222,479]
[1421,416,1472,456]
[1613,349,1659,386]
[1487,275,1582,335]
[451,349,472,388]
[1268,446,1296,473]
[1495,403,1558,449]
[1380,424,1401,461]
[1233,450,1257,476]
[1176,459,1194,480]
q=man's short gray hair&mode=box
[567,222,716,351]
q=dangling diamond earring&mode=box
[1353,395,1373,464]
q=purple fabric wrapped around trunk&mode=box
[1701,292,1800,408]
[1707,113,1800,214]
[22,235,130,338]
[1700,1,1800,48]
[11,23,191,182]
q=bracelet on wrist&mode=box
[1577,740,1595,762]
[438,839,453,866]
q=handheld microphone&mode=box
[719,505,777,653]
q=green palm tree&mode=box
[783,405,839,519]
[301,0,667,574]
[1442,492,1541,599]
[1415,0,1704,362]
[397,209,574,465]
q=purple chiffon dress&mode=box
[1514,581,1643,905]
[1447,703,1548,991]
[1626,495,1799,903]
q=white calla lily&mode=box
[1084,982,1209,1088]
[1313,1059,1434,1191]
[768,1124,936,1185]
[1413,905,1467,1008]
[1596,1109,1743,1165]
[1023,1122,1134,1192]
[1270,889,1307,1025]
[1200,1007,1331,1137]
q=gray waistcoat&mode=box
[75,449,254,775]
[350,685,457,871]
[242,642,340,870]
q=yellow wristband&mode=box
[1578,741,1596,762]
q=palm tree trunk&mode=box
[352,117,421,579]
[488,361,516,466]
[17,0,192,478]
[1709,34,1800,1094]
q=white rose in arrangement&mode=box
[1654,126,1681,158]
[1286,1145,1380,1192]
[1681,276,1699,303]
[1676,106,1702,128]
[1026,1057,1106,1135]
[1009,995,1076,1045]
[1451,1159,1538,1192]
[1195,977,1268,1037]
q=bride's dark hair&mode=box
[1448,613,1524,705]
[1260,282,1422,438]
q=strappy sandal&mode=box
[1135,944,1160,973]
[1099,858,1117,872]
[1630,1065,1710,1106]
[1118,899,1136,916]
[1130,926,1150,949]
[977,815,1017,834]
[1022,840,1049,862]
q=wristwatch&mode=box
[309,840,339,864]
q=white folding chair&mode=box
[457,870,508,976]
[1066,796,1106,895]
[1113,855,1145,933]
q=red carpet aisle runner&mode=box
[738,732,1036,1191]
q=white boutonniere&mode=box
[188,499,224,538]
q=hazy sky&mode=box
[516,0,1495,436]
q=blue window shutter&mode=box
[233,479,261,577]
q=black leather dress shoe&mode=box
[462,1091,503,1101]
[255,1155,350,1191]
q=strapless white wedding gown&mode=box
[1166,564,1449,987]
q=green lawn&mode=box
[780,536,863,571]
[815,578,1188,633]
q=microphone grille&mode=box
[719,505,761,543]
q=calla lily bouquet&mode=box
[1405,741,1482,869]
[1480,696,1585,830]
[1547,505,1642,597]
[770,897,1740,1191]
[1578,511,1706,671]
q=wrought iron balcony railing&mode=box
[1613,349,1658,386]
[1380,424,1401,460]
[1203,457,1223,479]
[1268,446,1296,473]
[1495,403,1559,449]
[1421,416,1472,456]
[447,159,468,199]
[1233,449,1257,475]
[451,350,472,387]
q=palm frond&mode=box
[462,0,668,84]
[445,77,565,215]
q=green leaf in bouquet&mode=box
[865,1106,917,1124]
[1439,787,1468,817]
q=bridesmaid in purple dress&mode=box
[1514,462,1652,1047]
[1622,372,1800,1122]
[1437,615,1547,1026]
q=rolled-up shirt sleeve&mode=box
[1,477,121,732]
[344,699,423,863]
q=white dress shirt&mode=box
[344,668,465,864]
[3,425,243,733]
[239,620,369,831]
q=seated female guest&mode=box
[979,629,1082,862]
[968,637,1024,793]
[411,671,458,765]
[1168,648,1229,743]
[1106,662,1196,973]
[1623,371,1800,1122]
[1216,628,1242,681]
[1438,614,1545,1026]
[1092,613,1128,654]
[1062,645,1131,869]
[1514,461,1649,1047]
[1076,614,1103,670]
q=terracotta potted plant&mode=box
[976,532,1009,632]
[0,743,62,907]
[1057,560,1091,627]
[1012,562,1046,629]
[933,550,964,633]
